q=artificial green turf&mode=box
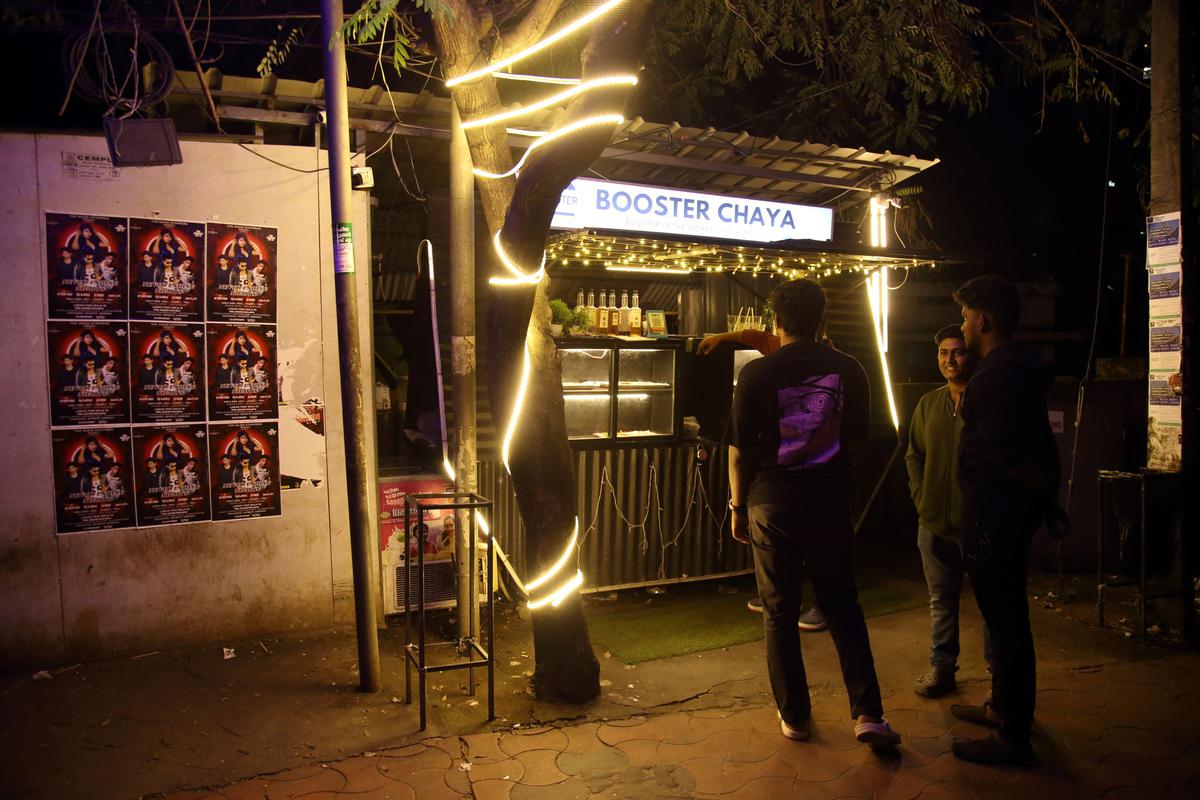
[586,580,926,664]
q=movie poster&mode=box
[46,213,128,320]
[129,218,206,321]
[132,425,211,527]
[52,426,135,533]
[206,323,277,421]
[47,321,130,426]
[208,422,281,521]
[205,223,278,323]
[129,322,206,423]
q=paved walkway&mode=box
[167,652,1200,800]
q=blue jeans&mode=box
[750,503,884,725]
[917,526,994,673]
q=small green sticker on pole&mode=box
[334,222,355,274]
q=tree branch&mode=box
[494,0,567,61]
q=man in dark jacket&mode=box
[906,324,993,698]
[950,275,1058,766]
[729,278,900,749]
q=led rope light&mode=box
[462,76,637,130]
[494,72,581,85]
[528,569,584,609]
[489,230,546,286]
[524,517,580,593]
[866,271,900,430]
[473,114,625,180]
[445,0,626,87]
[500,343,532,472]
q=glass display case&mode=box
[559,339,680,441]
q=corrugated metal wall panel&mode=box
[478,443,752,594]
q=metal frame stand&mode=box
[403,491,496,731]
[1096,470,1192,642]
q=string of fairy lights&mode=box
[544,230,939,279]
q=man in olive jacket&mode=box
[906,325,994,699]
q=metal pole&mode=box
[321,0,381,693]
[449,105,480,650]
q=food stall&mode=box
[478,159,957,594]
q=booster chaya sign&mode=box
[551,178,833,243]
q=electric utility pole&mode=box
[321,0,381,691]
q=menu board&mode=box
[44,212,281,533]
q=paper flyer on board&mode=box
[1146,211,1181,268]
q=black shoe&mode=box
[952,733,1036,766]
[914,668,957,698]
[950,701,1003,729]
[798,607,828,632]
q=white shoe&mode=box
[854,718,901,749]
[778,712,810,741]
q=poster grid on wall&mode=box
[45,212,282,533]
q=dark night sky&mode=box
[1,5,1154,367]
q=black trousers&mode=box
[964,520,1036,744]
[749,503,884,725]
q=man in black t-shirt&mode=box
[729,278,900,749]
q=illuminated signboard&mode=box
[551,178,833,243]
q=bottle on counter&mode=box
[597,290,609,335]
[585,289,596,334]
[618,290,631,335]
[608,290,620,334]
[629,290,642,336]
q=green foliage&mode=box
[257,25,304,78]
[641,0,1148,150]
[337,0,454,71]
[570,308,593,330]
[549,298,573,325]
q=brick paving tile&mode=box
[883,707,951,739]
[610,738,666,769]
[723,731,797,763]
[700,774,798,800]
[470,779,514,800]
[377,744,454,773]
[466,755,525,782]
[325,757,395,795]
[596,719,656,746]
[677,754,798,794]
[510,775,589,800]
[497,727,569,757]
[390,767,468,800]
[555,743,631,781]
[560,723,608,755]
[257,765,346,798]
[512,748,571,786]
[444,763,472,795]
[1035,687,1106,716]
[209,781,271,799]
[463,732,509,763]
[837,759,941,799]
[772,740,877,782]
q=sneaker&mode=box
[778,713,810,741]
[798,607,828,632]
[914,668,957,698]
[952,733,1037,766]
[747,597,764,613]
[854,717,901,749]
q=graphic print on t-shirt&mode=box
[777,373,843,467]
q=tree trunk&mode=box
[432,0,660,702]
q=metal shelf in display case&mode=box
[558,337,681,443]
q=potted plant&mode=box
[549,298,572,337]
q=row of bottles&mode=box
[574,289,643,335]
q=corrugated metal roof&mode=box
[166,70,938,213]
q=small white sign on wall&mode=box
[62,151,119,181]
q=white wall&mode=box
[0,133,377,666]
